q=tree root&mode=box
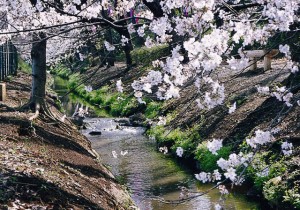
[20,100,60,122]
[29,103,40,121]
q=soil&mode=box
[76,59,300,148]
[0,72,135,209]
[163,59,300,146]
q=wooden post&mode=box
[264,49,279,71]
[249,58,257,71]
[0,83,6,101]
[264,56,271,71]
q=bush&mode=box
[145,101,162,119]
[195,143,232,172]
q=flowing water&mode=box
[53,76,262,210]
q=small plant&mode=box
[195,143,232,172]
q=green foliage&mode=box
[147,125,168,145]
[283,189,300,209]
[263,176,286,206]
[195,143,232,172]
[18,57,31,73]
[66,76,139,117]
[109,95,138,116]
[147,123,201,158]
[131,44,169,66]
[50,64,71,79]
[253,159,286,191]
[144,101,162,119]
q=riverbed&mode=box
[53,76,262,210]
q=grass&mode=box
[18,57,31,74]
[131,44,169,66]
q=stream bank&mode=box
[0,72,135,209]
[51,57,300,209]
[53,75,264,209]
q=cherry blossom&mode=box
[104,41,116,51]
[207,139,223,155]
[84,85,93,92]
[228,102,237,114]
[116,80,124,93]
[246,130,274,149]
[176,147,184,157]
[281,141,293,156]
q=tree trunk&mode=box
[29,32,47,111]
[121,29,133,67]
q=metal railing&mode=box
[0,40,18,81]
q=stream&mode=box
[53,76,262,210]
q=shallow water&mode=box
[53,76,262,210]
[82,118,261,210]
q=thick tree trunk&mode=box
[142,0,164,18]
[29,32,47,115]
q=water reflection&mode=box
[82,118,261,210]
[52,76,261,210]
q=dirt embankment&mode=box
[164,59,300,145]
[0,72,135,209]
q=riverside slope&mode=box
[0,72,135,209]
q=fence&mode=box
[0,41,18,81]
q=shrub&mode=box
[195,143,232,172]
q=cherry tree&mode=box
[0,0,140,119]
[108,0,300,204]
[0,0,299,206]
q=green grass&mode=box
[18,57,31,74]
[131,44,169,66]
[50,63,72,79]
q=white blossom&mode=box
[246,130,273,148]
[176,147,184,157]
[84,85,93,92]
[218,185,229,195]
[120,35,129,46]
[281,141,293,156]
[213,169,222,181]
[195,172,209,183]
[228,102,236,114]
[207,139,223,155]
[217,158,230,171]
[224,167,237,182]
[257,86,270,95]
[159,146,168,154]
[104,41,115,51]
[116,80,123,93]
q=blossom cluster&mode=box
[207,139,223,155]
[195,77,225,110]
[246,130,274,148]
[281,141,293,156]
[195,169,222,183]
